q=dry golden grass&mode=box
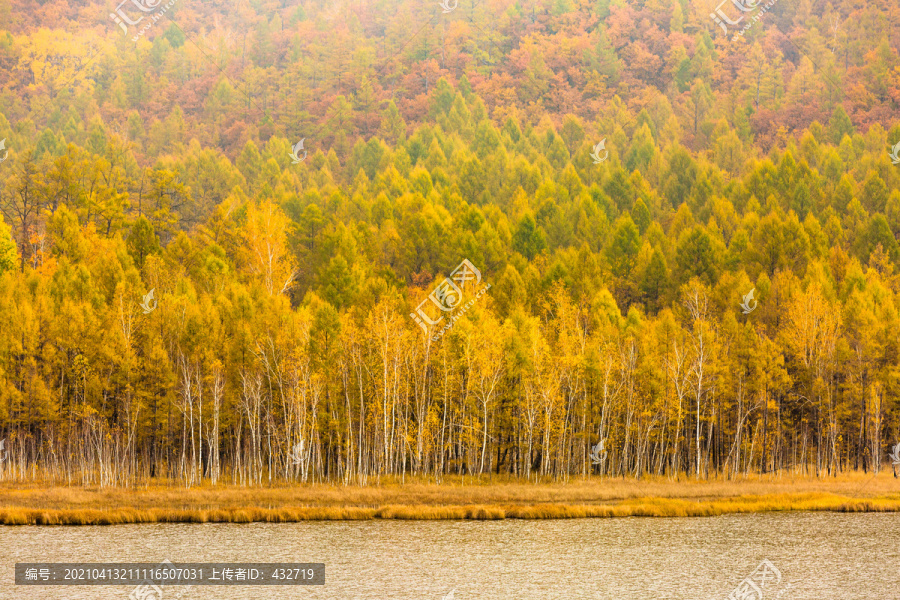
[0,472,898,525]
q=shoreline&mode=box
[1,473,898,525]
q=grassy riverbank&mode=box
[1,473,898,525]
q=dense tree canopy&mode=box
[0,0,899,485]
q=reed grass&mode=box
[1,472,898,525]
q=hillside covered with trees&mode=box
[0,0,899,486]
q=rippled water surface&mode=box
[1,512,899,599]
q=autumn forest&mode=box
[1,0,900,488]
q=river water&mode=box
[1,512,898,599]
